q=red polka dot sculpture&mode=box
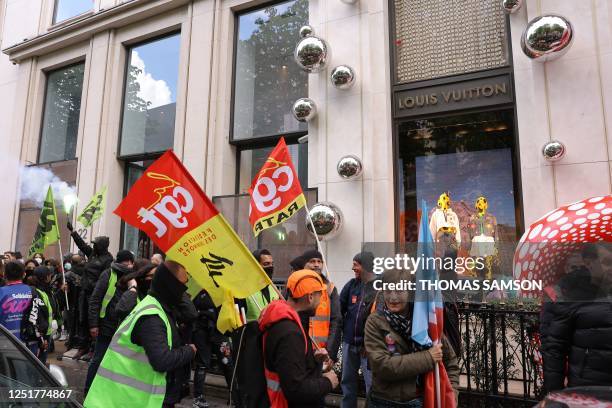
[513,195,612,297]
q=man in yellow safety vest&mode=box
[85,260,197,408]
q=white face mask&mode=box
[64,263,72,271]
[34,258,43,265]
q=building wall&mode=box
[1,0,611,288]
[509,0,612,227]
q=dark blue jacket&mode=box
[340,278,378,347]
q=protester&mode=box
[540,243,612,393]
[151,253,164,266]
[192,288,239,408]
[84,249,135,395]
[236,249,279,322]
[339,251,378,408]
[259,269,339,407]
[0,262,47,356]
[115,263,156,322]
[4,252,16,262]
[30,266,57,366]
[32,253,45,266]
[24,259,38,282]
[302,249,342,363]
[364,269,459,407]
[84,260,197,408]
[67,222,114,359]
[64,254,83,350]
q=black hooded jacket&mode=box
[130,263,195,405]
[70,232,113,294]
[540,268,612,392]
[88,263,130,338]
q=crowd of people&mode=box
[0,233,610,408]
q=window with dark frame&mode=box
[118,33,181,159]
[232,0,309,142]
[38,63,85,164]
[53,0,93,24]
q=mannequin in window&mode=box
[468,196,498,281]
[429,191,462,245]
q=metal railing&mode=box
[457,302,542,407]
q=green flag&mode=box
[77,186,107,228]
[28,186,60,257]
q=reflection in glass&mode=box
[238,143,308,194]
[53,0,93,23]
[38,64,85,164]
[233,0,308,140]
[119,34,181,157]
[398,110,519,244]
[213,189,317,281]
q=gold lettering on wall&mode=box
[398,81,509,110]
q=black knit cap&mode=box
[116,250,135,264]
[353,251,375,273]
[289,256,306,271]
[302,249,323,262]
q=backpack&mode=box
[230,321,271,408]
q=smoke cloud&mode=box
[20,166,76,208]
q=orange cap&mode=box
[286,269,324,298]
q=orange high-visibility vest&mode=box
[309,283,333,348]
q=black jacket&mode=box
[70,232,113,294]
[88,268,126,338]
[339,278,378,347]
[540,269,612,392]
[264,312,333,408]
[21,286,48,344]
[131,300,195,405]
[115,290,142,323]
[324,279,342,362]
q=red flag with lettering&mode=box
[248,138,306,236]
[114,150,271,332]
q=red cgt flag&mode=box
[248,137,306,236]
[114,150,271,333]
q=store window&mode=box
[397,110,519,246]
[232,0,308,141]
[16,160,77,258]
[53,0,93,24]
[119,33,181,158]
[38,63,85,164]
[237,143,308,194]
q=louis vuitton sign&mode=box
[393,75,513,118]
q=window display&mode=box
[398,110,520,251]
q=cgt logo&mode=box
[137,172,194,237]
[251,158,294,214]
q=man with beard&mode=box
[67,222,113,360]
[84,260,196,408]
[259,269,339,408]
[302,249,342,364]
[84,250,134,395]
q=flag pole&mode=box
[304,204,333,282]
[56,237,69,311]
[435,363,441,407]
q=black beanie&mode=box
[353,251,375,273]
[116,250,135,264]
[302,249,323,262]
[289,256,306,271]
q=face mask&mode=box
[263,266,274,278]
[64,263,72,271]
[34,258,43,264]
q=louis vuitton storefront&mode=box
[389,0,524,257]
